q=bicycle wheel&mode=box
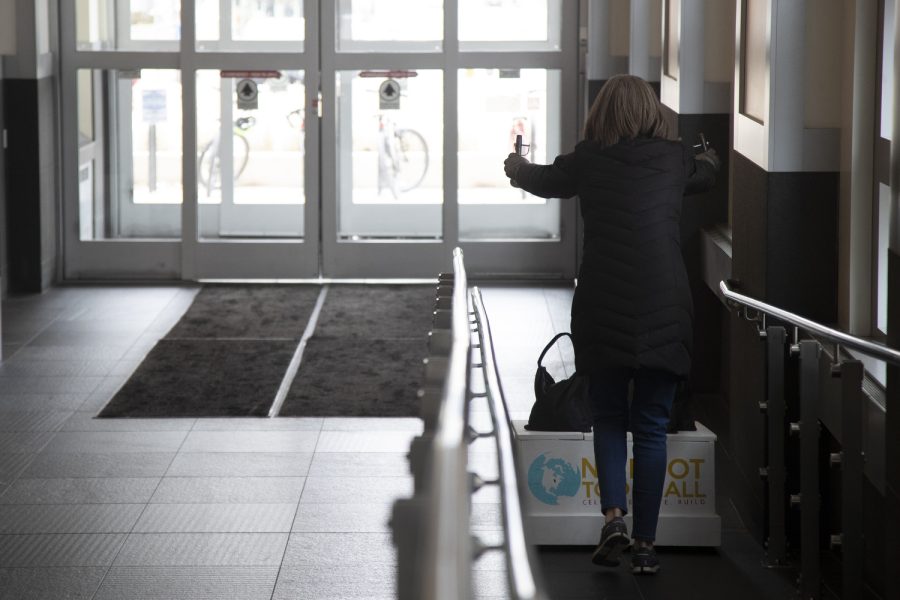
[233,133,250,181]
[394,129,429,192]
[198,141,220,195]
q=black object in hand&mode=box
[693,133,710,153]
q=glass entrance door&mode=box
[61,0,319,280]
[61,1,578,280]
[320,0,578,278]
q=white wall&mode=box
[0,0,16,55]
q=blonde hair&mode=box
[583,74,670,146]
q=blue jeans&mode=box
[589,368,678,542]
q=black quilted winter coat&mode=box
[514,137,716,378]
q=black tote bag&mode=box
[525,332,592,432]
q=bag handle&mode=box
[538,332,573,367]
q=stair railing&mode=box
[720,280,900,600]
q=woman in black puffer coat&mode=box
[504,74,718,574]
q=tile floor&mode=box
[0,283,797,599]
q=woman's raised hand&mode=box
[696,148,721,171]
[504,152,529,181]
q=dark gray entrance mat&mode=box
[278,285,434,417]
[167,285,321,339]
[280,338,426,417]
[99,339,297,417]
[99,284,321,418]
[314,285,436,339]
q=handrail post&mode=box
[798,340,822,599]
[765,326,788,566]
[837,360,864,600]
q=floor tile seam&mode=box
[268,475,309,600]
[268,285,330,418]
[307,335,429,341]
[139,287,199,338]
[0,434,56,498]
[88,423,196,597]
[164,337,302,342]
[1,310,65,363]
[0,502,160,507]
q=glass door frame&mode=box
[60,1,579,281]
[319,0,580,279]
[59,0,320,280]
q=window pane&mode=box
[336,70,443,239]
[76,0,181,50]
[77,69,182,240]
[197,0,305,52]
[336,0,443,52]
[196,70,306,240]
[458,68,561,241]
[459,0,561,51]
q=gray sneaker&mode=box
[591,517,630,567]
[631,543,660,574]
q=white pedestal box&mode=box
[513,420,721,547]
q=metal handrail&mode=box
[471,287,550,600]
[719,280,900,366]
[422,248,471,599]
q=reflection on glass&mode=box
[76,69,182,240]
[336,0,442,52]
[458,68,561,241]
[130,0,181,40]
[196,71,305,239]
[459,0,560,50]
[877,184,890,332]
[741,0,767,123]
[130,70,183,209]
[336,70,443,239]
[882,0,896,139]
[76,0,181,50]
[665,0,680,79]
[197,0,305,51]
[77,70,94,143]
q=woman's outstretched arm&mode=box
[504,152,579,199]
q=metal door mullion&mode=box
[68,52,181,70]
[331,53,446,71]
[219,80,236,214]
[221,0,233,44]
[455,53,567,69]
[181,0,198,279]
[60,0,80,276]
[191,53,317,70]
[305,0,322,276]
[319,0,338,277]
[443,0,460,251]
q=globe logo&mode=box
[527,453,581,505]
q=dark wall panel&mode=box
[675,113,729,394]
[887,250,900,600]
[3,77,56,293]
[728,150,842,551]
[766,171,839,324]
[728,152,768,542]
[0,69,6,297]
[4,79,42,292]
[731,152,768,297]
